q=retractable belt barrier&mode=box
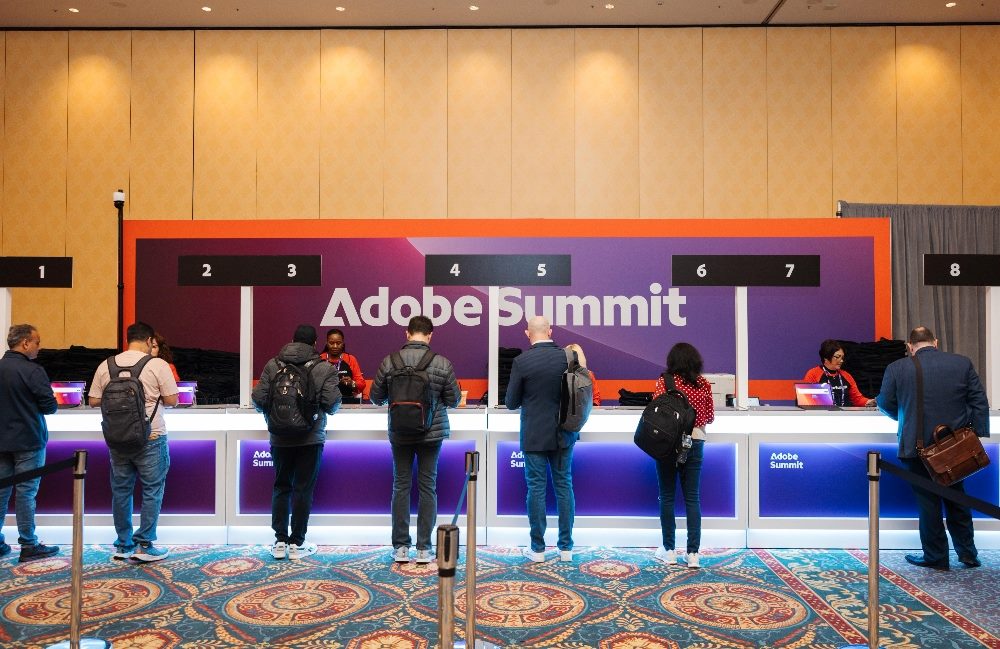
[849,452,1000,649]
[1,451,111,649]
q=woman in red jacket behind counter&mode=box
[320,328,367,403]
[802,339,875,408]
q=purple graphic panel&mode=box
[136,235,876,383]
[238,439,475,515]
[495,441,737,518]
[759,443,1000,518]
[30,440,217,515]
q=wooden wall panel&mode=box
[3,31,68,345]
[767,28,832,218]
[511,28,574,219]
[703,28,767,219]
[448,29,511,219]
[638,28,703,219]
[896,26,962,205]
[831,27,897,205]
[575,29,639,219]
[961,26,1000,205]
[131,31,194,220]
[384,30,447,219]
[258,30,320,220]
[67,32,130,348]
[320,30,384,220]
[194,31,257,220]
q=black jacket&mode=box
[251,342,341,447]
[370,341,461,445]
[0,350,58,451]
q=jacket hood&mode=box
[277,342,320,365]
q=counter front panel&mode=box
[237,439,476,515]
[495,440,738,518]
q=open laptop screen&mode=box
[176,381,198,407]
[794,383,835,408]
[52,381,86,408]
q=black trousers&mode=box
[271,443,323,546]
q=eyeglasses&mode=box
[832,353,845,360]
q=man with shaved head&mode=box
[505,315,578,563]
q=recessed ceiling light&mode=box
[68,7,80,12]
[945,1,957,6]
[201,6,212,11]
[469,4,479,10]
[336,6,346,11]
[605,3,615,8]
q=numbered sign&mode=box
[425,254,571,286]
[672,255,820,287]
[924,254,1000,286]
[178,256,322,286]
[0,257,73,288]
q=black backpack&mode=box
[559,348,594,433]
[100,355,161,455]
[634,373,696,460]
[266,359,319,436]
[387,349,436,437]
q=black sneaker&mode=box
[0,542,11,558]
[19,543,59,563]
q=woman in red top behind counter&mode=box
[650,342,714,570]
[802,339,875,407]
[320,328,366,402]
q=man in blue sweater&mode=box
[0,324,59,562]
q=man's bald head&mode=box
[525,316,552,344]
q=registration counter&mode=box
[29,407,1000,549]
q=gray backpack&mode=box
[559,348,594,433]
[100,355,160,455]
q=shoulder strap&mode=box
[106,355,121,377]
[128,354,156,379]
[662,372,678,392]
[390,351,404,370]
[564,348,580,370]
[911,355,924,450]
[415,349,435,371]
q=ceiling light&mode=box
[469,4,479,9]
[605,3,615,8]
[945,1,956,5]
[336,6,346,11]
[201,6,212,11]
[68,7,80,12]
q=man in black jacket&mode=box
[0,324,59,562]
[370,315,461,564]
[253,324,341,561]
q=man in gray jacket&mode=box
[370,315,461,564]
[253,324,340,560]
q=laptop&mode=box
[52,381,86,408]
[793,383,840,410]
[175,381,198,407]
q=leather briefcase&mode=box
[918,425,991,486]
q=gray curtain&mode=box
[841,202,1000,377]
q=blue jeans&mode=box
[271,443,324,546]
[391,442,443,551]
[655,439,705,554]
[110,437,170,550]
[901,457,977,563]
[524,446,575,552]
[0,448,46,546]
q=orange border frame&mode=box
[125,218,891,400]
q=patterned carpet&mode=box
[1,546,997,648]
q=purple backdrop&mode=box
[135,235,875,382]
[495,441,738,517]
[29,440,216,515]
[238,439,475,515]
[758,443,1000,518]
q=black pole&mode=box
[114,189,125,352]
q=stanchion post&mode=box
[437,524,460,649]
[464,452,479,647]
[867,450,881,648]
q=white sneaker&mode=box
[654,547,678,566]
[271,542,286,560]
[686,552,701,569]
[288,542,317,560]
[522,547,545,563]
[415,549,434,564]
[393,546,411,563]
[559,550,573,562]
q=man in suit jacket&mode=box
[505,315,576,563]
[877,326,990,570]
